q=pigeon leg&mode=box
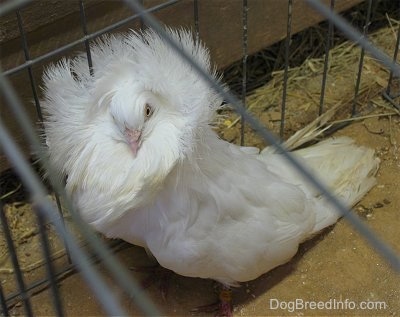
[190,284,233,317]
[130,264,172,301]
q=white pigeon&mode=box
[41,28,379,315]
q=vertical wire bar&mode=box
[18,5,71,279]
[385,23,400,98]
[0,202,33,316]
[193,0,199,41]
[53,194,72,264]
[139,0,145,29]
[240,0,248,146]
[0,283,9,317]
[70,0,97,268]
[78,0,94,76]
[318,0,335,115]
[280,0,293,138]
[35,212,64,317]
[351,0,372,116]
[15,10,42,121]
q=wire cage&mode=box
[1,0,399,316]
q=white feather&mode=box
[41,28,379,286]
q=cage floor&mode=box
[2,23,400,316]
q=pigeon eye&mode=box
[145,104,153,118]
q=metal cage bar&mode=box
[15,9,42,121]
[0,201,33,316]
[2,0,179,77]
[280,0,293,138]
[35,212,65,317]
[193,0,199,41]
[240,0,248,146]
[318,0,335,115]
[0,283,9,316]
[0,0,32,17]
[78,0,94,76]
[383,22,400,110]
[1,0,400,315]
[352,0,373,116]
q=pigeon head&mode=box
[91,28,224,160]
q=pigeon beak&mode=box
[124,128,142,156]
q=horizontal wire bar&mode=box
[4,240,126,306]
[0,0,32,16]
[5,263,75,307]
[3,0,179,77]
[123,0,400,271]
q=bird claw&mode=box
[190,286,233,317]
[130,264,171,301]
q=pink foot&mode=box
[190,286,233,317]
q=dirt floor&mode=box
[1,21,400,317]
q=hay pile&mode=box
[218,18,400,148]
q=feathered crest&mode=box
[67,27,225,126]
